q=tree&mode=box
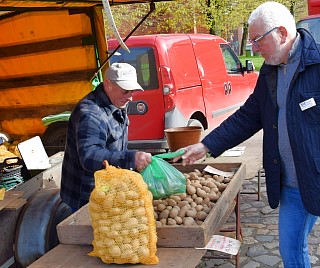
[106,0,307,55]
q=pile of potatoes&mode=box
[153,169,233,227]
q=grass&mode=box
[239,55,264,72]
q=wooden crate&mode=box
[57,162,245,248]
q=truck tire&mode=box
[14,188,72,268]
[41,121,68,156]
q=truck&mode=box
[296,0,320,43]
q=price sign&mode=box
[195,235,241,255]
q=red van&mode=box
[108,34,258,152]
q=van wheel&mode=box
[188,119,204,130]
[14,189,72,268]
[41,122,68,156]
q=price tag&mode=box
[203,166,235,177]
[195,235,241,255]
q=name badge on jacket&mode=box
[299,98,316,111]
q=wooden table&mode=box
[28,245,206,268]
[29,163,245,268]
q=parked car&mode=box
[107,33,259,152]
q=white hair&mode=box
[248,1,296,38]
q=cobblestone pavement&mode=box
[196,170,320,268]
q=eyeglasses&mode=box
[249,27,279,48]
[119,88,132,95]
[110,80,132,94]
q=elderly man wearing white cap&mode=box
[60,63,152,212]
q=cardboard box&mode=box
[57,163,245,248]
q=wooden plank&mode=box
[4,197,27,210]
[0,69,95,90]
[57,163,246,248]
[0,191,24,211]
[28,244,206,268]
[15,176,42,200]
[0,35,93,58]
[0,104,75,121]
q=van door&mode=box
[220,43,253,111]
[108,45,165,144]
[192,36,253,130]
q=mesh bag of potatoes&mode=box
[88,161,159,265]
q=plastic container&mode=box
[164,126,202,152]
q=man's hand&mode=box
[173,143,209,166]
[135,151,152,172]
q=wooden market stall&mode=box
[29,162,246,268]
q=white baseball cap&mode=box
[106,63,143,91]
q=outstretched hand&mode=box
[172,143,209,166]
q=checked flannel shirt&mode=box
[60,83,137,210]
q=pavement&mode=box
[194,131,320,267]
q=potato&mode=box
[174,216,183,225]
[177,200,189,208]
[167,199,177,207]
[186,185,196,195]
[194,196,204,205]
[196,211,208,221]
[169,207,179,218]
[183,217,195,226]
[157,203,166,212]
[185,209,197,218]
[159,209,170,220]
[170,195,181,203]
[196,188,207,198]
[195,204,204,212]
[208,193,219,202]
[167,218,177,225]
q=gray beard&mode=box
[265,43,285,65]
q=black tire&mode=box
[41,121,68,156]
[47,202,73,249]
[14,189,72,268]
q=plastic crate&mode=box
[0,157,31,191]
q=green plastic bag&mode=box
[141,150,186,199]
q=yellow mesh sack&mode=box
[88,161,159,265]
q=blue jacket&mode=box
[202,29,320,216]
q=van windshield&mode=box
[109,47,158,90]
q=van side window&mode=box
[109,47,159,90]
[220,44,242,74]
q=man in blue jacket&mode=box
[174,2,320,267]
[60,63,152,211]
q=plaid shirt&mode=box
[60,83,137,209]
